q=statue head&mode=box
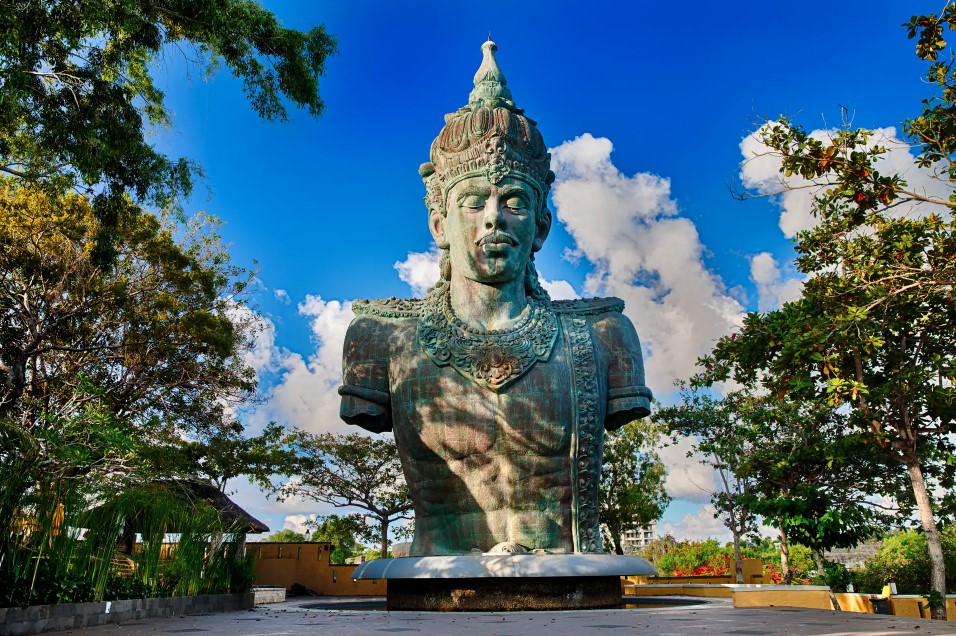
[420,40,555,295]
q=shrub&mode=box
[850,528,956,594]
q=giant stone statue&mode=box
[340,40,652,559]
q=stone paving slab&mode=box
[59,597,956,636]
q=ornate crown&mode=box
[420,40,555,214]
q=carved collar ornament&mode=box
[417,281,559,392]
[419,39,555,215]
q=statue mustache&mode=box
[475,231,518,247]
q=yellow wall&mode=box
[250,542,384,596]
[836,593,956,622]
[889,597,930,619]
[731,588,832,610]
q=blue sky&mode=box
[153,1,942,541]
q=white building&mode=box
[620,520,658,553]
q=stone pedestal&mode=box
[351,554,656,612]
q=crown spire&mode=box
[467,39,516,110]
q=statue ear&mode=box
[532,208,552,252]
[428,208,450,249]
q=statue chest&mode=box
[389,330,575,462]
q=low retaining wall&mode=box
[253,587,286,605]
[625,583,832,609]
[835,593,956,621]
[0,592,254,636]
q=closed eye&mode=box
[504,196,528,211]
[459,195,486,209]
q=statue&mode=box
[339,39,652,557]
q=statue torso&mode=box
[339,294,651,556]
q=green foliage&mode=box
[0,476,255,606]
[851,528,956,595]
[0,0,336,263]
[0,184,276,606]
[698,4,956,614]
[599,418,670,555]
[261,529,308,543]
[307,514,366,564]
[645,538,731,576]
[813,562,852,593]
[283,432,413,560]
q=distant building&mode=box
[620,520,658,553]
[824,540,882,569]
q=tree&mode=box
[284,432,413,559]
[656,390,759,583]
[307,514,366,564]
[178,422,298,492]
[0,0,336,263]
[0,182,256,447]
[0,180,283,601]
[660,387,893,584]
[599,419,670,555]
[261,529,307,543]
[710,6,956,618]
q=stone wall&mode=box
[0,592,253,636]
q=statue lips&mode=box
[475,230,518,255]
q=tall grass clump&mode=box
[0,413,256,607]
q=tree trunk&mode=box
[612,527,624,555]
[906,458,948,621]
[779,526,791,585]
[813,548,842,612]
[812,547,825,573]
[380,518,389,560]
[732,529,744,584]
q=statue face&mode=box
[431,176,546,285]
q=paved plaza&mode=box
[63,597,956,636]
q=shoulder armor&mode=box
[552,296,625,316]
[353,297,423,319]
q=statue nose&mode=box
[483,198,504,228]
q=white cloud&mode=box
[282,514,318,534]
[225,302,279,381]
[657,436,716,503]
[264,295,355,436]
[749,252,804,312]
[661,504,731,542]
[740,125,951,239]
[550,133,744,392]
[274,289,291,304]
[539,277,579,300]
[394,248,440,298]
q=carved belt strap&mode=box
[561,314,602,553]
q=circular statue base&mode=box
[351,554,656,612]
[386,576,621,611]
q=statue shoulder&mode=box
[551,296,625,316]
[352,297,423,319]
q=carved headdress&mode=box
[419,39,555,216]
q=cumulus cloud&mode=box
[661,504,731,542]
[274,289,291,304]
[550,133,744,392]
[740,125,951,238]
[539,277,579,300]
[657,436,716,503]
[395,248,440,298]
[264,295,354,436]
[225,302,279,382]
[749,252,804,312]
[282,514,318,534]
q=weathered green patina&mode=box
[339,40,652,556]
